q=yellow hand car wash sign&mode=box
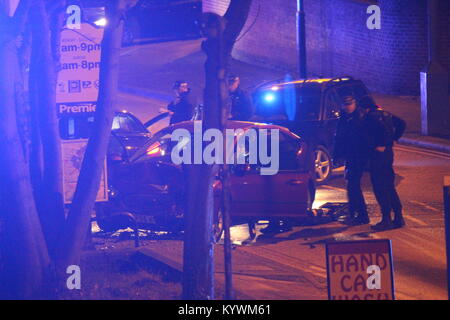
[326,239,395,300]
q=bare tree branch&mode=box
[12,0,32,36]
[223,0,253,58]
[29,0,65,257]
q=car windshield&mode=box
[253,85,321,121]
[59,112,146,139]
[112,113,147,134]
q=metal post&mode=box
[217,13,234,300]
[296,0,307,79]
[221,167,234,300]
[420,0,449,136]
[427,0,438,63]
[444,176,450,300]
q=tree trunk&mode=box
[56,0,126,270]
[181,13,226,300]
[0,1,50,299]
[182,0,253,300]
[183,165,216,299]
[28,0,65,256]
[221,0,253,300]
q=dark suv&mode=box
[252,77,373,183]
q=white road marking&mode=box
[409,200,440,212]
[120,47,140,57]
[389,234,444,261]
[320,185,345,192]
[241,247,327,279]
[309,265,326,274]
[397,229,444,256]
[395,145,450,160]
[404,214,428,226]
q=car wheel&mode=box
[95,203,112,231]
[314,146,332,184]
[97,212,136,233]
[213,206,224,243]
[96,204,136,232]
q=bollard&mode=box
[444,176,450,300]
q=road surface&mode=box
[116,42,450,300]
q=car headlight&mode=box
[146,142,167,157]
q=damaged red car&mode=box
[95,117,316,239]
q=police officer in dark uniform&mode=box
[333,94,370,225]
[365,101,406,230]
[228,75,253,121]
[166,80,194,125]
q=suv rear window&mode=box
[253,85,321,122]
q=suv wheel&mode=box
[314,146,332,184]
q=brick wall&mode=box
[202,0,230,16]
[205,0,449,95]
[438,0,450,76]
[232,0,298,74]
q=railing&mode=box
[444,176,450,300]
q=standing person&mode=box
[165,80,194,125]
[333,94,370,225]
[364,100,406,230]
[228,75,253,121]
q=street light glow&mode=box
[94,18,107,27]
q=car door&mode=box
[264,132,311,217]
[229,130,311,218]
[229,166,271,217]
[229,129,269,217]
[110,128,182,216]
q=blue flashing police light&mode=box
[263,92,276,103]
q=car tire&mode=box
[96,204,135,232]
[95,203,111,231]
[314,145,332,184]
